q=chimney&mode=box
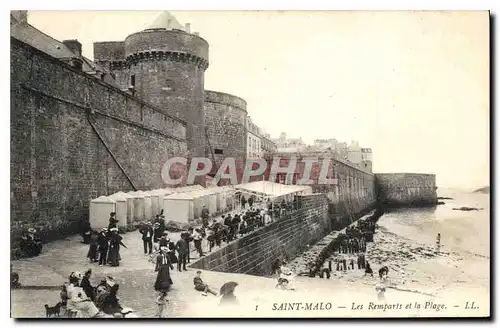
[11,11,28,24]
[63,40,82,57]
[184,23,191,33]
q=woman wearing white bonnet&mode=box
[66,272,101,318]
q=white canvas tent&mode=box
[149,188,176,217]
[235,181,313,202]
[114,191,135,224]
[108,193,127,228]
[162,187,225,223]
[162,192,195,223]
[193,188,219,217]
[89,196,116,229]
[174,185,205,194]
[138,191,153,221]
[128,191,145,222]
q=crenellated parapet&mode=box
[125,50,208,70]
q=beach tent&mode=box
[219,185,238,210]
[89,196,116,229]
[149,188,175,217]
[108,193,128,228]
[138,191,153,221]
[174,185,205,194]
[193,188,219,217]
[162,192,195,223]
[235,181,313,202]
[162,187,222,223]
[114,191,135,224]
[128,191,145,222]
[205,186,236,212]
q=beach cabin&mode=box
[89,196,116,229]
[108,193,127,228]
[114,191,135,224]
[139,191,153,221]
[128,191,145,222]
[235,181,313,205]
[150,188,176,216]
[174,185,205,194]
[192,189,218,218]
[162,192,195,223]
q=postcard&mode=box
[10,10,490,319]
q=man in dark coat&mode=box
[79,219,92,244]
[201,206,210,228]
[139,222,154,255]
[108,213,118,231]
[231,215,240,239]
[80,269,95,301]
[176,234,189,272]
[97,228,109,266]
[224,215,233,241]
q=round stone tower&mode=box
[124,12,209,162]
[204,90,248,183]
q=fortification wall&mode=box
[204,90,247,177]
[375,173,438,207]
[10,38,188,256]
[190,194,330,276]
[259,154,377,229]
[190,173,376,276]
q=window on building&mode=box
[130,74,136,87]
[214,149,223,155]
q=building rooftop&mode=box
[145,11,184,31]
[10,12,120,89]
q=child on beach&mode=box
[156,292,168,318]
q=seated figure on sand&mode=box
[278,262,296,291]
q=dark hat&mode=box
[162,231,168,236]
[110,212,116,216]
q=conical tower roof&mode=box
[146,11,183,31]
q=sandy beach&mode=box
[280,189,490,317]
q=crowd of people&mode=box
[46,270,138,318]
[19,228,43,257]
[303,213,383,281]
[16,192,304,318]
[85,213,127,267]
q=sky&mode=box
[25,11,490,189]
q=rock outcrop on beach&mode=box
[452,207,483,211]
[437,197,454,200]
[473,186,490,194]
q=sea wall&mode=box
[375,173,438,208]
[10,38,188,257]
[189,194,330,276]
[260,152,377,230]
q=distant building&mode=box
[247,116,262,159]
[361,148,373,171]
[313,138,338,151]
[272,132,307,152]
[347,140,363,164]
[260,131,277,155]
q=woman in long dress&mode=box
[155,247,174,292]
[66,272,102,318]
[108,228,125,267]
